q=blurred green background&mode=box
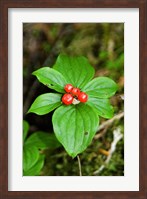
[23,23,124,176]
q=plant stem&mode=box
[77,155,82,176]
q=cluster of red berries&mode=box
[62,84,88,105]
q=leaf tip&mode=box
[32,71,37,76]
[27,109,31,114]
[27,106,33,114]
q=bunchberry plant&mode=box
[28,54,118,158]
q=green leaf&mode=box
[53,54,95,88]
[82,77,118,98]
[52,103,99,158]
[28,93,62,115]
[25,131,61,150]
[87,96,114,119]
[23,120,29,142]
[23,154,45,176]
[23,145,39,171]
[33,67,68,93]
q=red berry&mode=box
[64,84,73,93]
[78,92,88,103]
[62,93,73,105]
[71,88,80,96]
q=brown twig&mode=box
[94,112,124,139]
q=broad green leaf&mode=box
[52,103,99,158]
[23,145,39,171]
[33,67,68,93]
[53,54,95,88]
[23,120,29,142]
[28,93,62,115]
[25,131,61,150]
[23,154,45,176]
[87,96,114,119]
[82,77,118,98]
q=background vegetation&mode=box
[23,23,124,176]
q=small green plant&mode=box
[28,54,118,158]
[23,120,60,176]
